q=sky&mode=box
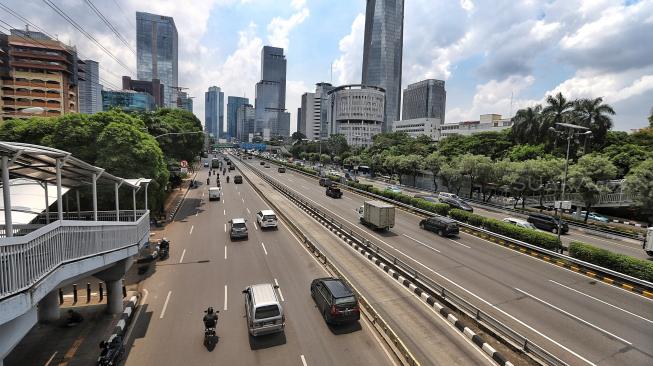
[2,0,652,132]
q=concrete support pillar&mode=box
[144,183,149,212]
[44,182,49,224]
[115,182,120,221]
[106,279,123,314]
[132,188,137,221]
[76,189,81,218]
[37,290,60,323]
[1,156,12,237]
[56,159,63,221]
[92,173,98,221]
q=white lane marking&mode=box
[224,245,227,260]
[287,178,294,182]
[189,225,194,235]
[403,234,441,253]
[548,280,653,325]
[254,222,258,230]
[224,223,226,233]
[160,291,172,319]
[242,197,245,203]
[202,192,205,197]
[223,209,226,216]
[344,196,353,201]
[247,208,251,214]
[261,242,268,255]
[300,354,307,366]
[275,278,285,301]
[44,351,57,366]
[179,249,186,263]
[448,239,471,248]
[238,191,241,195]
[515,287,631,345]
[301,185,308,190]
[224,285,228,311]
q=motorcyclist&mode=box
[226,176,230,183]
[203,307,219,330]
[160,238,170,251]
[206,177,210,185]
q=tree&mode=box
[459,154,494,200]
[139,108,204,164]
[327,134,349,158]
[567,154,618,223]
[424,151,446,191]
[291,131,306,141]
[506,144,547,161]
[600,144,652,176]
[542,92,575,146]
[624,159,653,224]
[439,161,464,195]
[396,154,423,181]
[511,105,542,144]
[573,97,615,148]
[649,110,653,128]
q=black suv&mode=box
[419,216,459,237]
[278,167,286,173]
[310,277,360,325]
[441,197,473,212]
[234,175,243,184]
[260,161,266,165]
[326,186,342,198]
[527,213,569,234]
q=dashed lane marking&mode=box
[160,291,172,319]
[274,278,284,301]
[179,249,186,263]
[261,242,268,255]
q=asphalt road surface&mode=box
[245,156,653,366]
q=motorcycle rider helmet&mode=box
[207,307,214,314]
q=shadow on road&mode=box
[248,332,287,350]
[123,304,153,361]
[174,198,203,222]
[327,321,362,335]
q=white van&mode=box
[208,187,221,201]
[243,283,285,336]
[644,227,653,257]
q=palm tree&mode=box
[542,92,574,146]
[512,105,542,144]
[574,97,615,148]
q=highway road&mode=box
[123,158,395,366]
[244,156,653,366]
[355,176,647,260]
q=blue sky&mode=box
[3,0,652,132]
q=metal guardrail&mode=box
[234,158,419,366]
[0,211,150,299]
[257,156,651,291]
[239,157,566,366]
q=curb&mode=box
[109,295,138,342]
[168,172,198,221]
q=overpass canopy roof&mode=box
[0,142,141,189]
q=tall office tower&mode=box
[296,107,302,135]
[401,79,446,121]
[122,76,164,107]
[178,91,193,113]
[236,104,255,142]
[255,46,288,139]
[204,86,223,138]
[299,82,334,141]
[361,0,404,131]
[227,96,249,140]
[78,60,102,114]
[136,12,178,108]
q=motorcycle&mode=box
[97,336,125,365]
[203,310,219,351]
[226,176,230,183]
[158,238,170,260]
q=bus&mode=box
[211,158,220,169]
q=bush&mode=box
[449,209,486,227]
[483,219,561,251]
[412,198,450,216]
[569,242,653,282]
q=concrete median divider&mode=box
[97,295,138,365]
[235,160,420,366]
[236,155,569,366]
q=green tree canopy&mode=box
[624,159,653,223]
[568,154,618,222]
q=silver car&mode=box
[243,283,285,336]
[229,218,248,240]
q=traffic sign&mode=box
[554,200,571,210]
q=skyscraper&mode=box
[178,91,193,113]
[136,12,178,108]
[205,86,223,138]
[299,82,334,140]
[361,0,404,131]
[227,96,249,140]
[78,60,102,114]
[401,79,446,121]
[255,46,288,139]
[236,104,255,142]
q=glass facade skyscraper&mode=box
[102,90,155,112]
[78,60,102,114]
[401,79,446,122]
[362,0,404,131]
[255,46,288,139]
[205,86,224,138]
[136,12,178,108]
[227,96,249,140]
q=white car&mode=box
[256,209,278,229]
[502,217,537,230]
[437,192,460,201]
[208,187,221,201]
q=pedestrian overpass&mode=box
[0,142,152,365]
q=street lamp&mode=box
[549,123,592,249]
[153,131,205,140]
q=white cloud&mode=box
[266,7,310,50]
[291,0,306,10]
[460,0,474,12]
[332,13,365,85]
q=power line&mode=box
[0,20,121,90]
[41,0,134,74]
[112,0,135,29]
[84,0,135,55]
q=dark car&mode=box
[441,197,473,212]
[228,165,235,171]
[326,186,343,198]
[310,277,360,325]
[319,177,332,187]
[527,213,569,234]
[260,161,266,165]
[419,216,459,237]
[234,175,243,184]
[278,167,286,173]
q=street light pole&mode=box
[153,131,204,140]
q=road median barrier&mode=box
[235,159,419,366]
